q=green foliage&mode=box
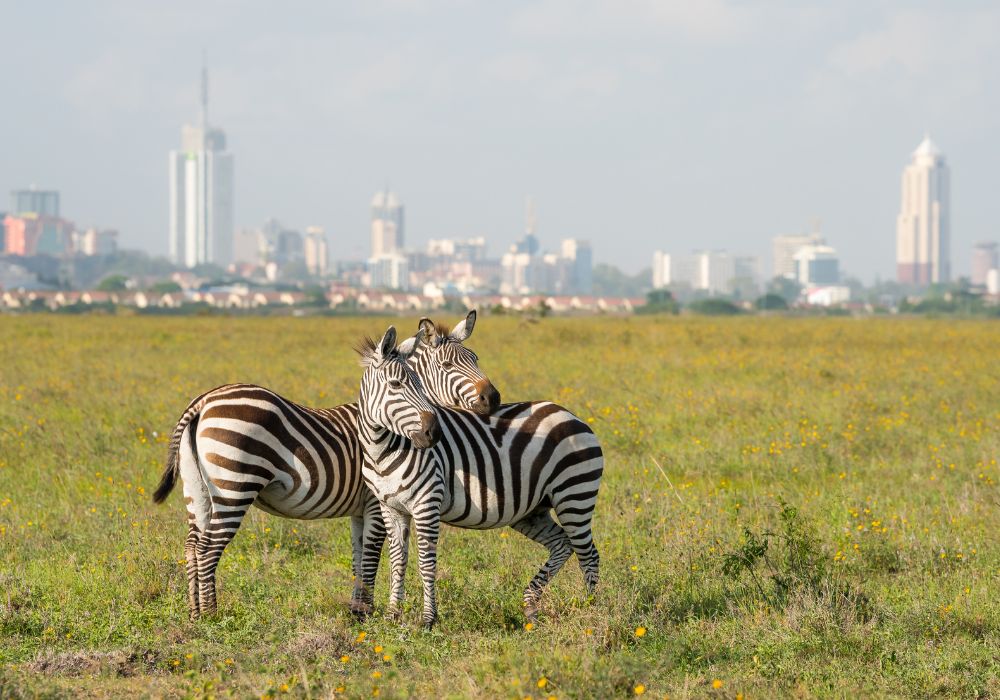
[688,298,742,315]
[592,264,649,297]
[637,289,680,315]
[95,274,128,291]
[147,281,182,294]
[766,276,802,303]
[1,317,999,697]
[754,293,788,311]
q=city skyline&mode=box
[2,2,999,281]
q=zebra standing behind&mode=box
[357,325,603,630]
[152,311,500,621]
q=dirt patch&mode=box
[286,630,356,661]
[27,649,159,677]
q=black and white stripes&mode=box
[152,312,497,621]
[356,325,603,629]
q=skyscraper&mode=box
[304,226,329,277]
[370,189,404,257]
[169,63,234,268]
[971,242,998,286]
[896,135,949,285]
[772,232,823,280]
[560,239,593,295]
[10,188,60,217]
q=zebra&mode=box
[152,311,499,621]
[357,325,603,630]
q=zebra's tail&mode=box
[153,390,213,504]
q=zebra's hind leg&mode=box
[195,494,256,616]
[350,515,368,617]
[380,504,411,623]
[510,509,573,622]
[350,499,386,618]
[184,525,202,620]
[553,502,600,597]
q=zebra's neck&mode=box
[357,408,411,470]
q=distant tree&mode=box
[688,298,742,316]
[766,276,801,303]
[592,264,650,297]
[755,293,788,311]
[191,263,226,279]
[96,274,129,291]
[301,284,329,307]
[637,288,680,315]
[148,280,182,294]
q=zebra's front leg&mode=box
[380,505,410,622]
[413,515,441,630]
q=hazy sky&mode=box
[2,1,998,281]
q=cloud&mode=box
[830,7,999,75]
[509,0,765,43]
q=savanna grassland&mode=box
[1,315,998,699]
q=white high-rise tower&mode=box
[370,189,404,258]
[169,62,234,268]
[896,135,949,285]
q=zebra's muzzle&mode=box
[471,379,501,415]
[410,410,441,448]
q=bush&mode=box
[637,289,680,315]
[755,293,788,311]
[688,298,742,316]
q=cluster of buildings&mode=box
[1,189,118,259]
[650,135,998,305]
[4,63,998,313]
[160,68,594,298]
[356,193,593,296]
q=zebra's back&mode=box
[189,384,367,520]
[431,401,603,529]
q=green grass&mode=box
[1,315,999,698]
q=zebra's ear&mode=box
[418,317,439,346]
[377,326,397,359]
[449,309,476,342]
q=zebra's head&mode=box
[357,326,441,449]
[408,309,501,416]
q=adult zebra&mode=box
[357,326,603,630]
[152,311,498,621]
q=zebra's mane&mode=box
[354,336,381,368]
[355,334,419,367]
[424,322,452,346]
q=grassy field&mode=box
[1,315,998,699]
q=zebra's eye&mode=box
[389,379,403,389]
[440,361,454,370]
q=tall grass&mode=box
[1,316,998,698]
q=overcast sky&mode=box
[2,1,998,281]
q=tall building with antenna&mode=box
[169,61,234,268]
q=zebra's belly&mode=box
[254,481,365,520]
[440,490,546,530]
